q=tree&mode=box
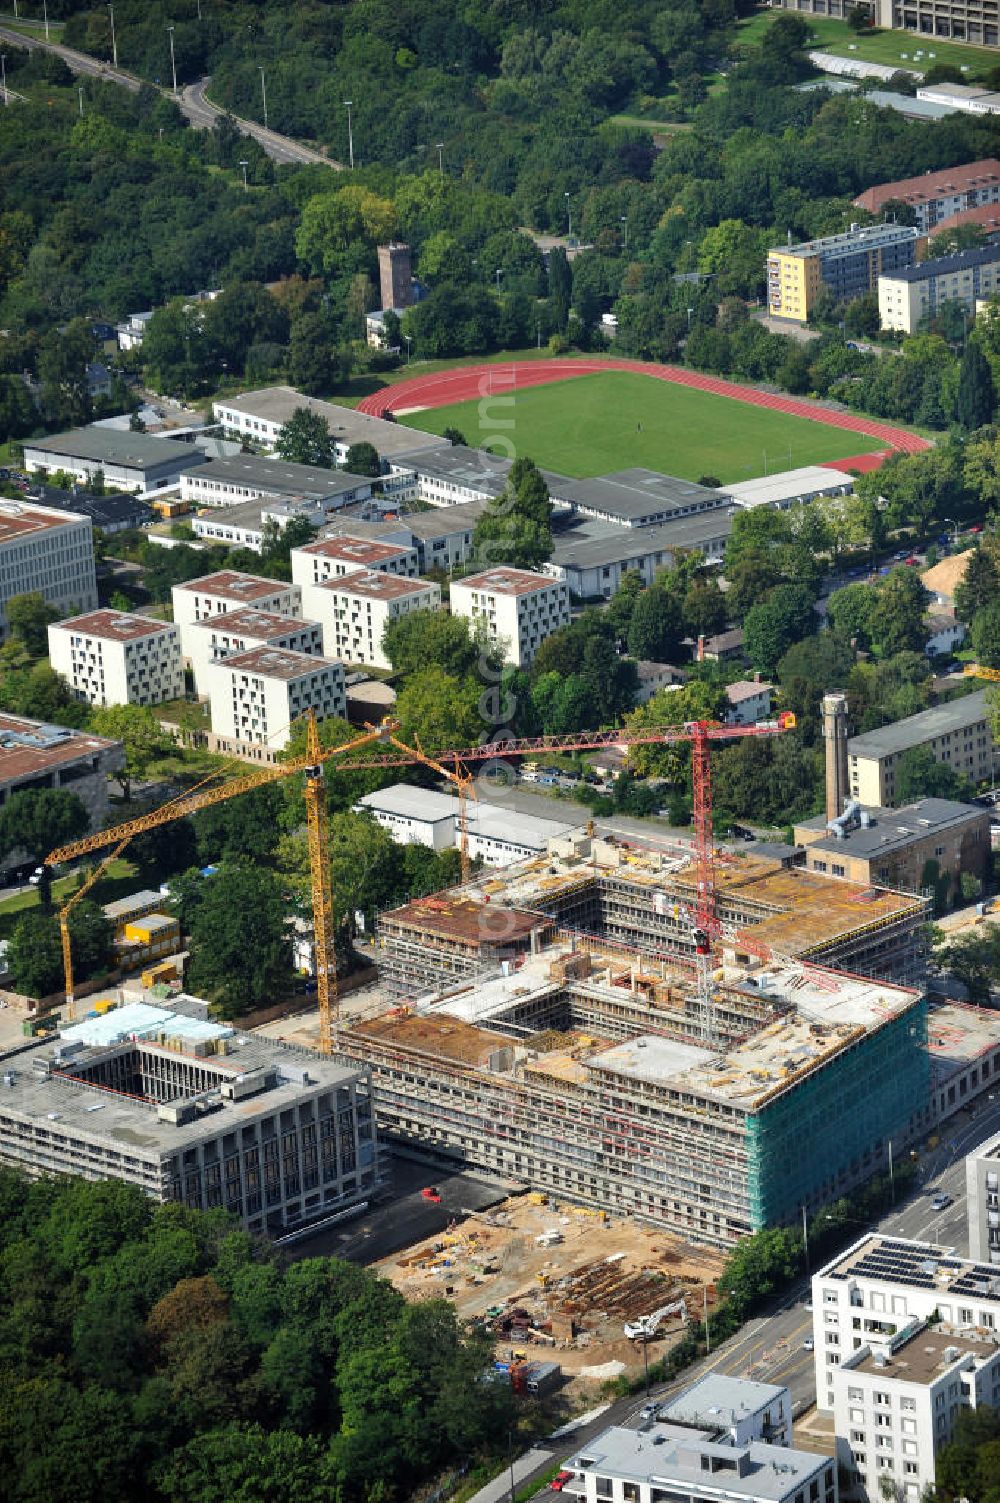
[827,582,875,651]
[744,584,816,677]
[626,585,684,663]
[394,667,483,751]
[472,458,552,569]
[717,1225,804,1321]
[893,744,967,803]
[192,784,284,867]
[295,187,398,279]
[869,568,929,657]
[7,900,112,999]
[442,427,467,447]
[382,610,482,679]
[186,864,292,1015]
[275,409,334,469]
[7,593,60,658]
[972,600,1000,669]
[88,705,167,800]
[956,340,996,432]
[0,788,88,865]
[343,442,381,479]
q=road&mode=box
[0,21,340,169]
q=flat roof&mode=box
[569,1424,828,1499]
[771,223,918,259]
[796,797,988,857]
[851,1325,999,1383]
[214,385,449,457]
[217,646,337,680]
[855,158,1000,213]
[455,567,559,596]
[320,570,436,600]
[173,571,292,602]
[819,1233,1000,1301]
[659,1374,788,1428]
[181,454,369,498]
[195,606,314,639]
[0,500,87,542]
[298,536,413,565]
[52,609,174,643]
[884,241,1000,283]
[558,468,725,522]
[103,890,164,920]
[0,714,120,783]
[551,511,733,570]
[352,1010,514,1066]
[24,428,205,472]
[848,690,989,758]
[722,466,853,507]
[391,447,514,495]
[382,893,545,946]
[467,803,575,846]
[357,784,459,825]
[18,484,152,530]
[926,999,1000,1084]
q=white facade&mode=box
[302,572,441,670]
[812,1236,1000,1417]
[0,501,97,636]
[449,568,570,668]
[925,614,967,659]
[879,247,1000,334]
[464,802,575,866]
[355,783,576,866]
[726,681,773,726]
[832,1322,1000,1502]
[48,610,182,709]
[171,573,301,664]
[722,467,854,511]
[179,457,370,511]
[206,647,346,751]
[185,607,323,694]
[659,1375,792,1448]
[212,385,446,465]
[191,499,327,553]
[354,785,459,852]
[290,536,419,588]
[967,1136,1000,1265]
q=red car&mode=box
[550,1473,574,1492]
[421,1186,442,1202]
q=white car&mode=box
[803,1337,814,1351]
[931,1193,952,1212]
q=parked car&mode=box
[931,1193,952,1212]
[550,1473,575,1493]
[639,1403,660,1422]
[803,1337,814,1351]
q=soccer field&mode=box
[398,371,881,482]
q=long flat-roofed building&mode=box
[213,385,449,464]
[560,469,727,529]
[0,499,98,635]
[22,429,208,494]
[179,453,372,510]
[0,997,380,1235]
[967,1133,1000,1265]
[0,714,123,873]
[847,690,995,806]
[185,605,324,693]
[48,609,183,708]
[545,510,733,598]
[171,572,301,663]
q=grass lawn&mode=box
[397,370,882,483]
[0,857,139,941]
[609,113,691,134]
[737,10,999,77]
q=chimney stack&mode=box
[822,692,850,824]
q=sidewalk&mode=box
[466,1449,553,1503]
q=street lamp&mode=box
[686,306,694,331]
[343,99,354,169]
[42,0,49,42]
[259,66,268,129]
[108,3,117,68]
[239,158,249,190]
[620,214,628,252]
[495,268,503,293]
[435,141,444,177]
[802,1204,810,1277]
[166,25,177,96]
[0,55,7,109]
[78,84,84,115]
[404,333,412,364]
[564,191,572,241]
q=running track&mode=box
[357,357,931,456]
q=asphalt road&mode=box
[0,22,140,91]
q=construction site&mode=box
[375,1189,727,1380]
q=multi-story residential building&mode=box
[48,609,183,709]
[178,454,371,511]
[832,1320,1000,1502]
[854,158,1000,232]
[0,997,380,1236]
[846,690,995,806]
[206,646,346,753]
[185,606,324,694]
[449,568,571,667]
[770,0,998,46]
[879,242,1000,332]
[305,572,441,669]
[563,1420,835,1503]
[0,714,123,874]
[726,680,773,726]
[212,385,447,465]
[812,1235,1000,1415]
[170,572,301,663]
[0,499,98,636]
[658,1375,793,1447]
[291,535,419,590]
[22,429,208,494]
[767,224,922,323]
[966,1134,1000,1264]
[794,797,991,895]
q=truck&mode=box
[623,1299,687,1341]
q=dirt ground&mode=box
[375,1192,726,1381]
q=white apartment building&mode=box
[206,646,346,752]
[305,572,441,670]
[48,609,182,709]
[449,568,570,668]
[659,1374,792,1448]
[967,1135,1000,1265]
[0,500,97,636]
[171,572,301,664]
[832,1322,1000,1502]
[879,243,1000,334]
[185,606,323,694]
[812,1235,1000,1419]
[564,1423,834,1503]
[291,535,418,590]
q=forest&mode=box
[0,1168,512,1503]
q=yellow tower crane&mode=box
[45,714,402,1055]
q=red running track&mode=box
[357,357,932,456]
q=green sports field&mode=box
[398,371,880,482]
